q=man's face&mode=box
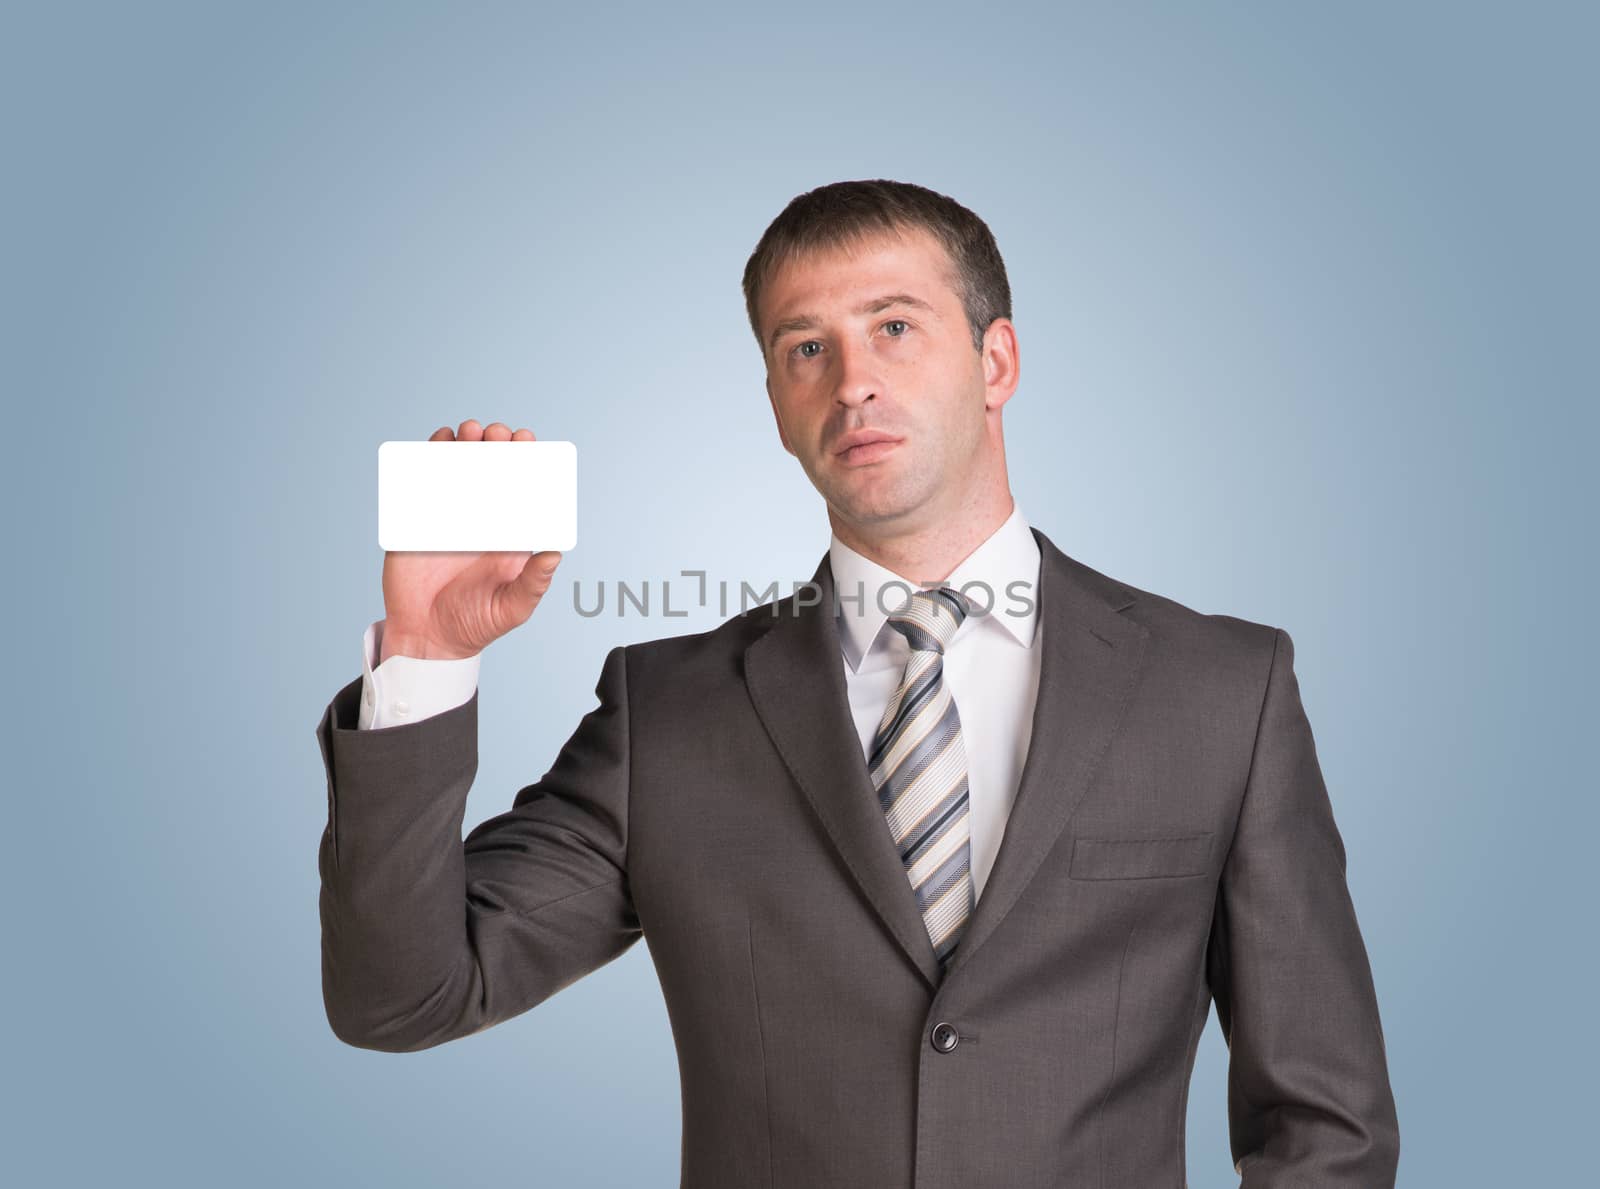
[759,226,1010,532]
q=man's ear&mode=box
[980,317,1021,413]
[765,376,795,456]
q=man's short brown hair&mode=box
[742,179,1012,359]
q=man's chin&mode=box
[826,484,925,527]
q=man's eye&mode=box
[792,322,906,359]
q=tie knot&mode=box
[886,586,970,654]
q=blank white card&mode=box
[378,440,577,552]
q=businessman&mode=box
[315,179,1400,1186]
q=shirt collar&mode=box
[828,500,1042,673]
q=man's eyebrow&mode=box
[766,293,940,353]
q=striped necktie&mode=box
[869,586,974,974]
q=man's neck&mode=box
[831,491,1016,585]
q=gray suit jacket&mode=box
[315,527,1399,1187]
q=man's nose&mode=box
[832,339,880,407]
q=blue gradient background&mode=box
[5,2,1593,1185]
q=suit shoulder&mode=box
[1063,551,1281,668]
[610,586,801,674]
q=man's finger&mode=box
[514,551,563,598]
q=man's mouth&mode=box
[832,429,903,465]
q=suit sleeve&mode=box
[315,644,640,1052]
[1204,628,1401,1185]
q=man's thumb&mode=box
[511,550,563,602]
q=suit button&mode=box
[930,1022,959,1053]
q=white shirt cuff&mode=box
[358,619,481,730]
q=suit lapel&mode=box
[744,554,945,990]
[940,527,1149,982]
[742,527,1150,993]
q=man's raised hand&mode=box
[377,419,564,663]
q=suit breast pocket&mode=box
[1068,831,1214,880]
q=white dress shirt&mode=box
[356,504,1044,902]
[357,618,482,731]
[828,501,1042,902]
